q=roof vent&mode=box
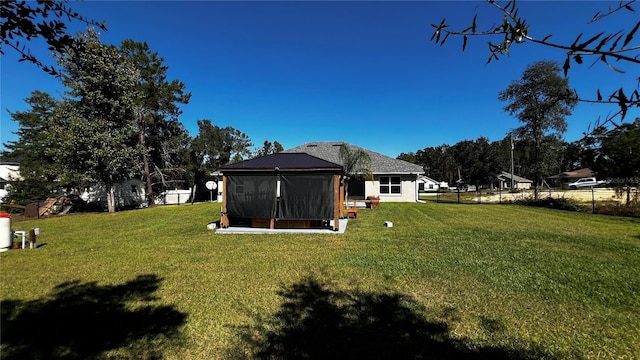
[307,144,318,147]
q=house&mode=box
[81,179,147,210]
[283,142,425,202]
[217,153,343,230]
[497,171,533,190]
[0,156,23,202]
[417,176,449,192]
[547,168,595,187]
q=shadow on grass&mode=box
[1,274,186,359]
[229,277,553,359]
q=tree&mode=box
[338,144,372,203]
[430,0,639,128]
[252,140,284,158]
[51,29,140,213]
[588,118,640,202]
[190,120,253,200]
[119,40,191,205]
[499,60,578,198]
[1,0,107,76]
[2,91,64,203]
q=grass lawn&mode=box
[1,202,638,359]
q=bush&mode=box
[595,203,640,218]
[515,197,588,213]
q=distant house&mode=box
[81,179,147,210]
[417,176,448,192]
[284,142,425,202]
[497,171,533,190]
[0,156,23,202]
[547,168,595,187]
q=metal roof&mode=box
[219,152,342,172]
[283,142,424,175]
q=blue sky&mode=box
[1,1,638,158]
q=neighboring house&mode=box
[417,176,449,192]
[497,171,533,190]
[217,153,343,230]
[0,156,23,203]
[284,142,425,202]
[80,179,147,210]
[547,168,595,187]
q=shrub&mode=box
[515,197,588,213]
[595,203,640,218]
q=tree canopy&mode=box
[51,29,140,212]
[499,60,577,198]
[430,0,639,128]
[1,0,107,76]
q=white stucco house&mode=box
[0,157,23,202]
[283,142,425,202]
[417,176,449,192]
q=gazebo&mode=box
[218,153,344,231]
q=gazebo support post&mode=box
[220,175,229,228]
[333,175,340,231]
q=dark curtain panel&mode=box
[280,174,334,220]
[226,175,277,218]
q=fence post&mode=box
[592,187,595,214]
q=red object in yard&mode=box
[0,212,12,251]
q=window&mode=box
[379,176,401,194]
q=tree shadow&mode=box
[1,274,187,359]
[229,276,554,359]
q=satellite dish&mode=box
[205,181,217,190]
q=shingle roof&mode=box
[498,171,532,183]
[219,152,342,172]
[284,142,424,174]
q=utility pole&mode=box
[510,135,515,190]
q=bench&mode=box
[345,207,359,219]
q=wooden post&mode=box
[29,229,36,249]
[270,218,275,229]
[333,175,340,231]
[221,175,229,228]
[339,177,345,218]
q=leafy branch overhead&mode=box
[0,0,107,76]
[430,0,639,127]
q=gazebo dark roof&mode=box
[219,153,342,172]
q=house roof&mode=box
[547,168,594,179]
[218,152,342,172]
[498,171,532,183]
[284,142,424,175]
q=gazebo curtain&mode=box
[280,174,334,220]
[225,175,277,218]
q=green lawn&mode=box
[1,202,638,359]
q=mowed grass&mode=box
[1,202,638,359]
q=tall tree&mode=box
[430,0,639,129]
[51,29,140,213]
[499,60,578,198]
[590,118,640,202]
[190,120,253,200]
[3,91,63,203]
[252,140,284,158]
[339,144,372,203]
[1,0,107,76]
[119,40,191,205]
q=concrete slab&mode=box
[215,218,348,235]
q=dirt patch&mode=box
[482,189,633,204]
